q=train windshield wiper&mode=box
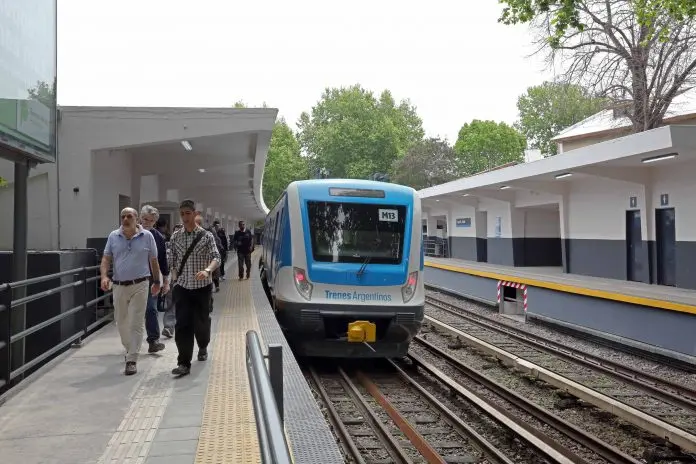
[357,235,381,277]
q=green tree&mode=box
[297,84,424,179]
[28,79,56,108]
[453,120,526,176]
[515,82,605,156]
[262,118,309,207]
[390,137,461,190]
[498,0,696,43]
[498,0,696,133]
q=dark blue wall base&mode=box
[448,236,562,267]
[425,266,696,359]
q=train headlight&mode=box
[401,271,418,303]
[293,267,313,300]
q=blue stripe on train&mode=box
[297,180,414,287]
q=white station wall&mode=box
[652,160,696,242]
[567,177,640,240]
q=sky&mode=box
[57,0,558,143]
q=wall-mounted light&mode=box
[198,168,206,173]
[555,172,572,179]
[181,140,192,151]
[642,152,677,164]
[500,185,510,190]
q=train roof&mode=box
[290,178,416,195]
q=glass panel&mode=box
[307,201,406,264]
[0,0,57,162]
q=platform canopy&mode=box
[418,124,696,203]
[64,106,278,222]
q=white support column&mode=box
[559,194,570,273]
[166,189,179,203]
[139,174,159,206]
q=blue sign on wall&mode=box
[455,217,471,228]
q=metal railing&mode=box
[424,237,450,258]
[246,330,292,464]
[0,264,113,397]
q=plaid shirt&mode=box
[167,226,221,290]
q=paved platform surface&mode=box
[0,253,344,464]
[426,257,696,306]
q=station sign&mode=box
[455,217,471,228]
[0,0,58,164]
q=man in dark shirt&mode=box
[140,205,170,352]
[232,220,254,279]
[212,220,228,279]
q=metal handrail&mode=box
[0,263,113,396]
[246,330,292,464]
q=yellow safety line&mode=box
[425,261,696,316]
[195,251,295,463]
[195,258,262,464]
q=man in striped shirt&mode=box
[167,200,221,376]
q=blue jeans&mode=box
[145,291,160,343]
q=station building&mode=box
[420,90,696,361]
[0,106,277,251]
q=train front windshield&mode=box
[307,201,407,264]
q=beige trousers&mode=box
[112,280,149,362]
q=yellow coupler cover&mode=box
[347,320,377,343]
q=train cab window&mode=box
[307,201,407,264]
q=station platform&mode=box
[424,257,696,363]
[0,253,344,464]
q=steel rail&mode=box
[337,367,413,464]
[355,370,447,464]
[426,294,696,412]
[306,367,366,464]
[413,335,642,464]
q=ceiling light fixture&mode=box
[198,168,205,173]
[555,172,572,179]
[500,185,510,190]
[641,152,677,164]
[181,140,192,151]
[461,193,470,197]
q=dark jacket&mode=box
[233,229,254,254]
[151,228,169,277]
[215,228,228,253]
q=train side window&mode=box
[271,211,280,269]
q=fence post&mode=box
[80,267,90,343]
[267,343,283,424]
[1,285,12,391]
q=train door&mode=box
[625,210,642,282]
[270,210,281,279]
[655,207,676,286]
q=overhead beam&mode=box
[574,166,650,184]
[464,188,515,203]
[505,179,567,196]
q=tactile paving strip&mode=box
[250,255,345,464]
[195,271,262,463]
[98,340,177,464]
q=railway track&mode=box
[307,360,611,464]
[409,335,642,463]
[424,293,696,456]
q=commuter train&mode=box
[259,179,425,358]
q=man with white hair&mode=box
[100,207,161,376]
[140,205,170,352]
